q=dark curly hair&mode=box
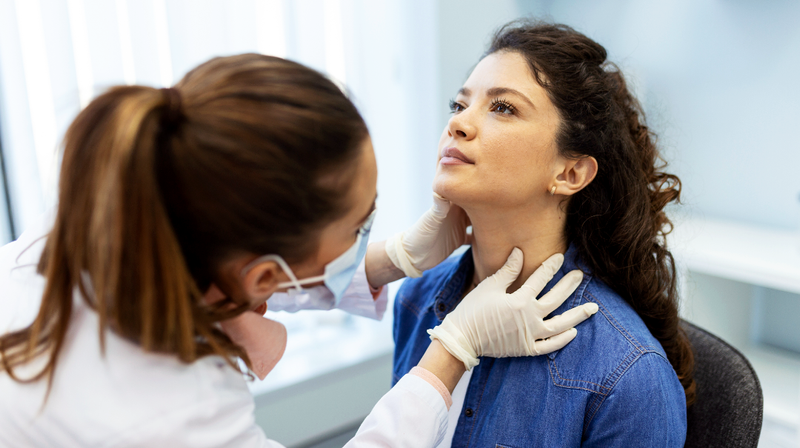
[487,20,695,405]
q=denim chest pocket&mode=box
[548,357,614,395]
[495,444,519,448]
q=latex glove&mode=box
[385,193,469,278]
[428,248,599,370]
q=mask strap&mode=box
[242,254,305,292]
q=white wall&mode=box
[340,0,441,242]
[435,0,528,133]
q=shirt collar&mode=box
[431,248,474,321]
[430,243,589,322]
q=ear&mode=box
[552,156,598,197]
[241,260,283,304]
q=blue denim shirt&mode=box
[392,245,687,447]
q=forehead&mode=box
[349,137,377,210]
[462,51,546,99]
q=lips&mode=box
[440,147,474,165]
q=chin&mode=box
[433,174,472,207]
[434,175,526,211]
[432,173,455,199]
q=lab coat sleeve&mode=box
[343,374,449,448]
[266,260,388,321]
[109,372,447,448]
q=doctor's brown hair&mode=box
[0,54,367,394]
[487,21,695,405]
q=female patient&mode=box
[392,21,694,447]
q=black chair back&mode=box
[682,320,763,448]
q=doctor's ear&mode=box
[551,155,598,197]
[241,260,283,303]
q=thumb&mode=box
[430,192,451,220]
[488,247,524,288]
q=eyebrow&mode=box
[357,194,378,226]
[457,86,536,110]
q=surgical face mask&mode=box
[243,209,376,306]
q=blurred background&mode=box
[0,0,797,446]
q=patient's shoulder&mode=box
[547,275,677,396]
[584,275,665,352]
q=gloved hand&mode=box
[427,248,599,370]
[385,193,469,278]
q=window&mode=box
[0,0,439,244]
[0,114,13,245]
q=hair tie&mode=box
[160,87,183,129]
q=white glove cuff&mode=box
[385,232,424,278]
[427,325,479,371]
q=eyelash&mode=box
[447,98,517,115]
[489,97,516,115]
[448,99,464,114]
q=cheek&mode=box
[433,122,558,204]
[289,228,354,280]
[482,132,549,181]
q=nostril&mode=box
[456,130,467,137]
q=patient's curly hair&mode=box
[488,20,695,405]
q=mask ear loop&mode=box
[241,254,306,294]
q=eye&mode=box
[449,99,465,114]
[490,98,516,115]
[356,209,376,236]
[355,223,370,239]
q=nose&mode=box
[447,109,476,140]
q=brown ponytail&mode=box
[488,21,696,405]
[0,54,367,397]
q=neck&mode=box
[467,201,567,294]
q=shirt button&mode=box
[437,302,446,313]
[465,408,474,417]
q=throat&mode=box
[468,212,567,294]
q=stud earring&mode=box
[550,186,556,196]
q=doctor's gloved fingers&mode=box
[488,248,524,288]
[538,302,599,336]
[532,270,584,315]
[514,254,565,299]
[530,328,578,356]
[430,192,451,220]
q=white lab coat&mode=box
[0,213,448,447]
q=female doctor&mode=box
[0,54,598,447]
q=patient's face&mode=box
[434,51,562,209]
